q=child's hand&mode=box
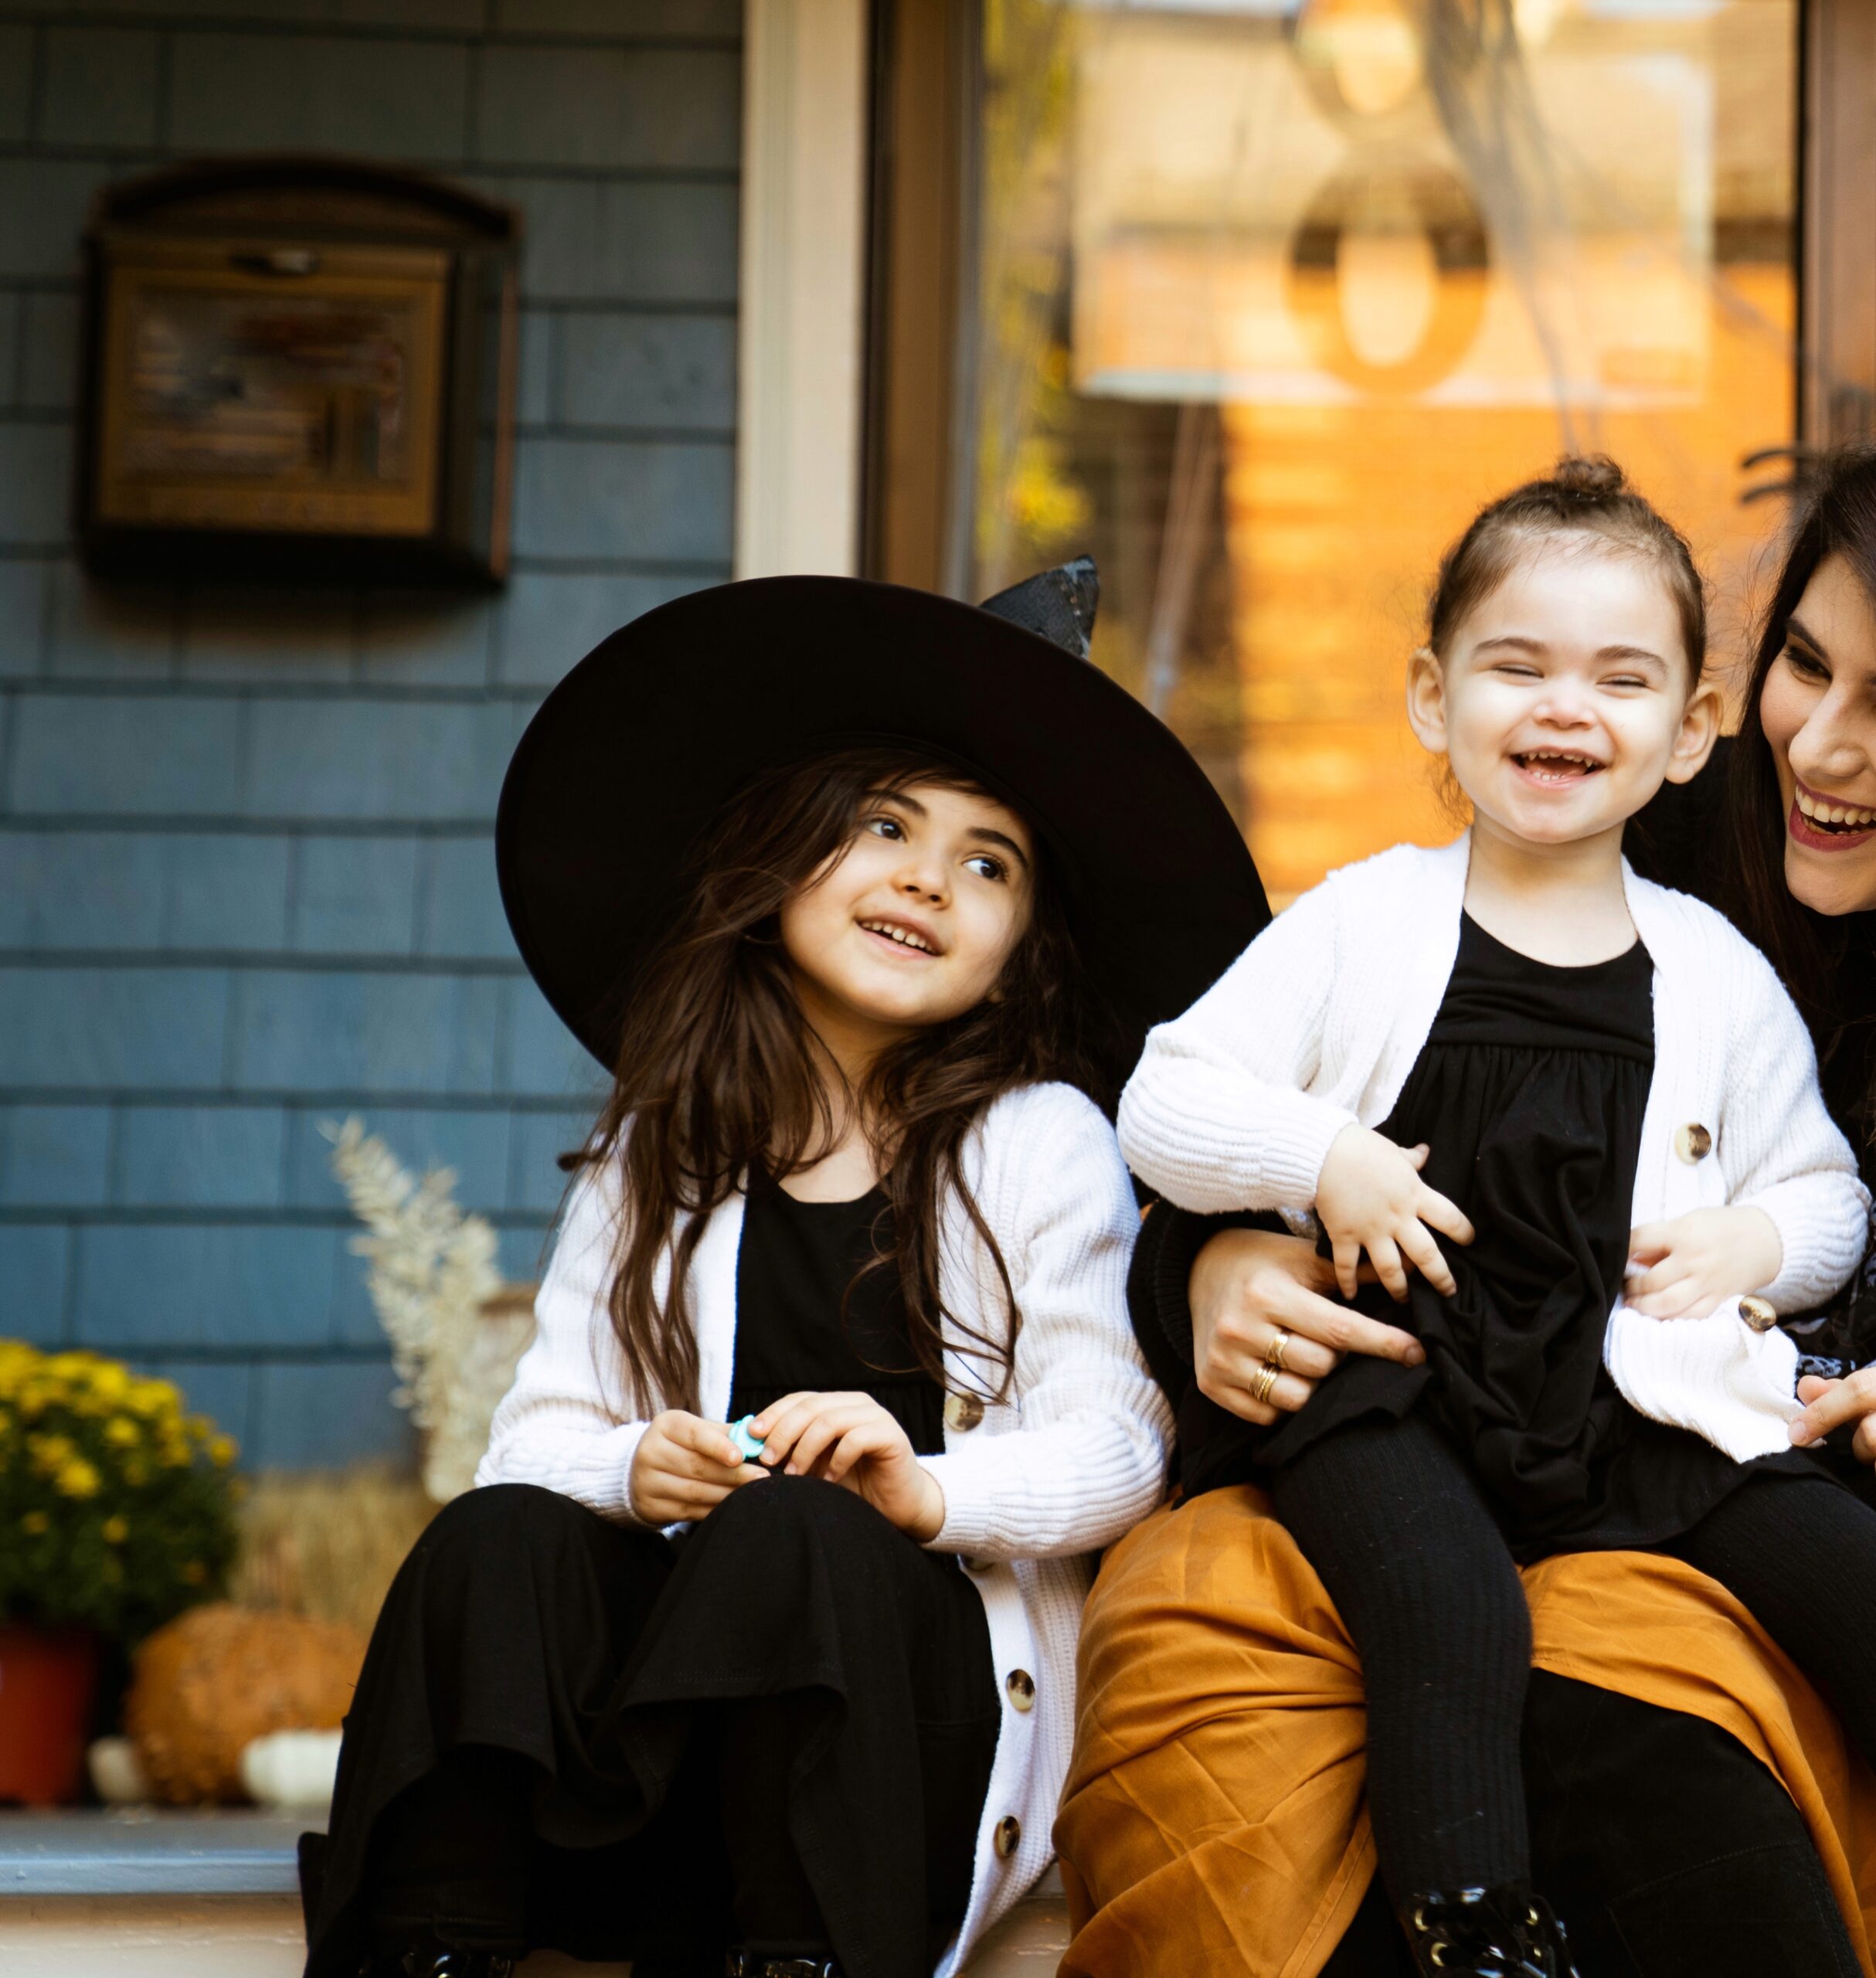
[1624,1207,1784,1320]
[751,1390,946,1541]
[1316,1125,1475,1303]
[629,1409,761,1524]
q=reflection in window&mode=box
[973,0,1796,900]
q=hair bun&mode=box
[1551,454,1626,501]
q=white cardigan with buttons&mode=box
[1117,834,1871,1461]
[477,1079,1172,1976]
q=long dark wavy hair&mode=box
[1728,447,1876,1020]
[569,744,1109,1418]
[1726,447,1876,1170]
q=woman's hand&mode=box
[1315,1127,1474,1300]
[1190,1224,1426,1426]
[1789,1370,1876,1461]
[1624,1207,1783,1320]
[629,1410,761,1524]
[752,1390,946,1541]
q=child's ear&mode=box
[1664,676,1723,785]
[1405,644,1448,756]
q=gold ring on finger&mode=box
[1251,1365,1280,1407]
[1264,1328,1292,1372]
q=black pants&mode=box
[1274,1415,1876,1907]
[300,1479,999,1978]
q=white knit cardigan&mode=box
[477,1080,1172,1976]
[1117,834,1871,1461]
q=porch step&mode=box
[0,1812,1070,1974]
[0,1808,318,1897]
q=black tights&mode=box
[1320,1673,1865,1977]
[1273,1413,1876,1900]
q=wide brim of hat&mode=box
[497,575,1269,1082]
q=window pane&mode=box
[972,0,1796,900]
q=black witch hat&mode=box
[496,559,1269,1086]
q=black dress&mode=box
[1181,913,1822,1556]
[301,1174,999,1978]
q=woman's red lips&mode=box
[1788,794,1876,852]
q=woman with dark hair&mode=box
[1647,451,1876,1179]
[1061,450,1876,1978]
[1636,445,1876,1441]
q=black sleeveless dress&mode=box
[1181,913,1821,1556]
[302,1174,997,1978]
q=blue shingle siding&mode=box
[19,294,82,415]
[0,1106,112,1208]
[0,0,738,1466]
[41,29,164,149]
[0,562,46,678]
[167,36,473,162]
[0,28,30,143]
[2,1224,71,1343]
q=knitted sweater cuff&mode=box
[1119,1081,1356,1215]
[923,1453,1002,1555]
[1750,1178,1870,1311]
[476,1417,651,1525]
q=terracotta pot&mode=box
[0,1623,100,1806]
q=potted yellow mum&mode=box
[0,1343,239,1805]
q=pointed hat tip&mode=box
[977,556,1099,661]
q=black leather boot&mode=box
[359,1949,516,1978]
[1397,1885,1579,1977]
[723,1954,842,1978]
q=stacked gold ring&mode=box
[1264,1328,1292,1371]
[1251,1365,1281,1405]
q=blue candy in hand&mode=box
[727,1414,766,1463]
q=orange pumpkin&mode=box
[125,1602,365,1804]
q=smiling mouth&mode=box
[1789,785,1876,850]
[1793,787,1876,834]
[1512,749,1604,783]
[858,919,940,956]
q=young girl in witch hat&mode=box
[1119,460,1876,1978]
[298,560,1267,1978]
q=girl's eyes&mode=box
[862,814,1004,881]
[1491,664,1650,690]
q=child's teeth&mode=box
[864,920,930,950]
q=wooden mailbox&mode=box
[80,157,519,587]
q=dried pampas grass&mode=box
[322,1116,539,1503]
[231,1464,436,1640]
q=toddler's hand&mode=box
[1316,1125,1475,1303]
[629,1409,761,1524]
[1624,1207,1783,1320]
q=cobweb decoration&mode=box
[323,1117,535,1503]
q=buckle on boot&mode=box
[724,1956,841,1978]
[1402,1885,1579,1978]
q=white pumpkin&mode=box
[87,1735,151,1804]
[239,1728,343,1810]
